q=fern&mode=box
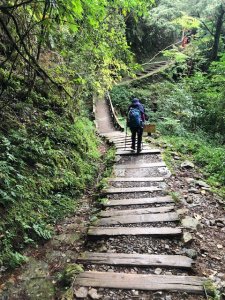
[33,224,53,240]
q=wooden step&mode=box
[101,134,125,139]
[115,146,152,151]
[110,137,132,142]
[75,272,204,293]
[108,136,130,141]
[95,212,179,226]
[114,162,166,169]
[114,143,150,149]
[99,206,175,217]
[116,149,161,155]
[104,196,174,207]
[108,177,164,182]
[101,132,125,137]
[88,226,182,237]
[78,253,193,268]
[104,186,162,194]
[113,141,135,145]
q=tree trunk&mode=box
[210,5,224,61]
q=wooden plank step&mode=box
[88,226,182,236]
[110,140,131,144]
[101,132,125,137]
[78,253,193,268]
[114,143,150,148]
[101,134,125,139]
[99,206,175,217]
[114,162,166,169]
[95,212,179,226]
[104,196,174,207]
[75,272,204,293]
[115,146,151,151]
[108,177,164,182]
[115,147,151,151]
[104,186,162,194]
[116,149,161,155]
[114,140,149,145]
[108,136,130,140]
[112,140,134,144]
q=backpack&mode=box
[127,107,142,128]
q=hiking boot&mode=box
[137,148,142,154]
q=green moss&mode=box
[58,264,84,287]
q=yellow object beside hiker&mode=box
[143,124,156,133]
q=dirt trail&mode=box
[0,97,224,300]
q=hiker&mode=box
[182,30,192,48]
[127,98,145,153]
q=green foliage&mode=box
[110,84,159,117]
[163,49,188,62]
[33,224,53,240]
[97,147,116,191]
[110,86,133,115]
[169,191,181,203]
[58,264,84,287]
[0,0,152,270]
[161,135,225,197]
[5,252,28,269]
[111,63,225,197]
[0,83,101,268]
[172,15,200,29]
[126,0,182,59]
[157,118,186,136]
[203,279,222,300]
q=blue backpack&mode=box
[128,107,142,128]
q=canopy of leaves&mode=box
[0,0,153,268]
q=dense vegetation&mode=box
[111,0,225,197]
[0,0,224,269]
[0,0,152,268]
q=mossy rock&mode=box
[19,258,49,281]
[24,278,55,300]
[50,233,80,248]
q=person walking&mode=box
[127,98,145,153]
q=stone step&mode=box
[75,272,205,293]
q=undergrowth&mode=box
[158,134,225,199]
[0,85,101,268]
[110,75,225,200]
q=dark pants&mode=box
[131,127,143,150]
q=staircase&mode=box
[74,97,206,299]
